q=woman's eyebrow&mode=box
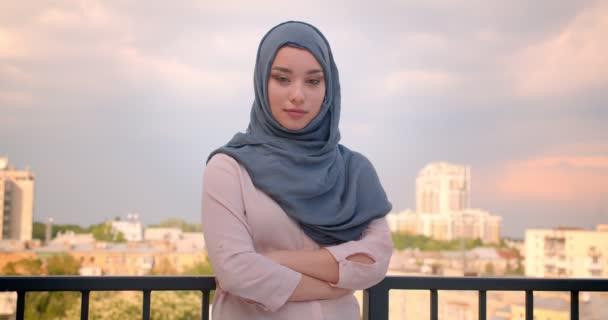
[272,67,291,73]
[271,67,323,75]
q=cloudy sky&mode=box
[1,0,606,237]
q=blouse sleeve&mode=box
[324,217,393,290]
[202,154,302,312]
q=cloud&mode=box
[0,27,27,58]
[480,152,608,202]
[382,69,457,96]
[511,1,608,97]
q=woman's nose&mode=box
[288,82,305,105]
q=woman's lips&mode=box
[285,109,307,120]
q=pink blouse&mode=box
[202,153,393,319]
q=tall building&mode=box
[416,162,470,213]
[390,162,501,244]
[525,225,608,278]
[0,158,34,241]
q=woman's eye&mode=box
[273,75,290,83]
[307,79,321,85]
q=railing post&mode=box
[16,291,25,320]
[363,281,389,320]
[142,290,151,320]
[430,289,438,320]
[525,290,533,320]
[478,290,486,320]
[202,290,210,320]
[81,290,90,320]
[570,291,579,320]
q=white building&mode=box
[525,225,608,278]
[145,227,205,251]
[111,213,144,242]
[0,158,34,241]
[144,227,183,242]
[389,209,501,243]
[389,162,502,244]
[416,162,470,214]
[50,230,95,247]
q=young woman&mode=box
[202,21,393,319]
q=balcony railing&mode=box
[1,275,607,320]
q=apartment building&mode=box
[525,225,608,278]
[0,158,34,241]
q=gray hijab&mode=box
[208,21,391,245]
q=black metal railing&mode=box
[0,276,215,320]
[364,276,608,320]
[1,275,607,320]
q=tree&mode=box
[182,259,214,275]
[88,222,126,243]
[32,222,46,241]
[484,262,495,275]
[4,254,81,319]
[150,257,177,275]
[1,258,43,275]
[149,218,202,232]
[46,253,81,275]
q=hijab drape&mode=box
[208,21,391,245]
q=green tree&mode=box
[392,233,492,251]
[4,255,81,319]
[182,259,214,275]
[150,257,177,275]
[484,262,495,275]
[150,218,202,232]
[32,222,46,241]
[87,222,126,243]
[46,253,81,275]
[1,258,43,275]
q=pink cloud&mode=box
[480,154,608,202]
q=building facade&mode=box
[110,213,144,242]
[416,162,470,214]
[0,158,34,241]
[388,209,501,244]
[525,225,608,278]
[388,161,501,244]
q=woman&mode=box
[202,21,393,319]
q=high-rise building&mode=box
[0,158,35,241]
[525,225,608,278]
[416,162,470,214]
[390,162,501,244]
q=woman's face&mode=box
[268,46,326,131]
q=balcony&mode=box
[1,275,607,320]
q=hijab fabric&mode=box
[208,21,391,245]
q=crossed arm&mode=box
[267,248,375,302]
[202,154,392,311]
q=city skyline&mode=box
[1,1,607,237]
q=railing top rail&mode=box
[0,276,216,292]
[1,275,607,293]
[378,276,608,292]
